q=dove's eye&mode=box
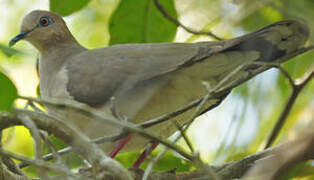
[39,16,54,27]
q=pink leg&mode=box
[131,142,159,169]
[109,134,132,158]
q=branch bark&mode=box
[0,162,29,180]
[1,112,313,180]
[0,110,132,180]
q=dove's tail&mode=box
[221,20,310,63]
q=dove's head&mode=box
[9,10,75,52]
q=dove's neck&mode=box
[39,34,85,54]
[38,39,86,99]
[39,38,86,71]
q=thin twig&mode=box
[174,121,194,153]
[18,114,49,179]
[141,129,187,179]
[0,125,26,177]
[142,147,168,180]
[19,132,128,168]
[1,156,27,177]
[265,68,314,148]
[143,95,220,180]
[40,132,72,180]
[93,131,128,144]
[182,60,250,136]
[15,108,133,179]
[241,59,314,149]
[19,146,72,169]
[40,131,68,169]
[27,100,44,112]
[0,162,30,180]
[252,62,295,86]
[140,98,203,129]
[18,115,43,160]
[0,148,78,178]
[153,0,223,40]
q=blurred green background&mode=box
[0,0,313,179]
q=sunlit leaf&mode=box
[0,71,17,112]
[242,6,282,31]
[152,151,192,172]
[0,44,22,57]
[109,0,177,45]
[282,51,314,79]
[50,0,91,16]
[185,18,221,43]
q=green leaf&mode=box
[0,72,17,112]
[242,6,282,31]
[281,161,314,179]
[152,151,192,172]
[109,0,178,45]
[116,151,192,171]
[36,85,40,97]
[0,44,23,57]
[49,0,91,16]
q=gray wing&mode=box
[65,20,309,106]
[65,42,213,106]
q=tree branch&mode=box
[0,110,132,180]
[0,161,29,180]
[265,68,313,148]
[153,0,223,40]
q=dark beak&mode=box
[9,31,29,47]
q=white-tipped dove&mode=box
[10,10,309,162]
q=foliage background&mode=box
[0,0,313,179]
